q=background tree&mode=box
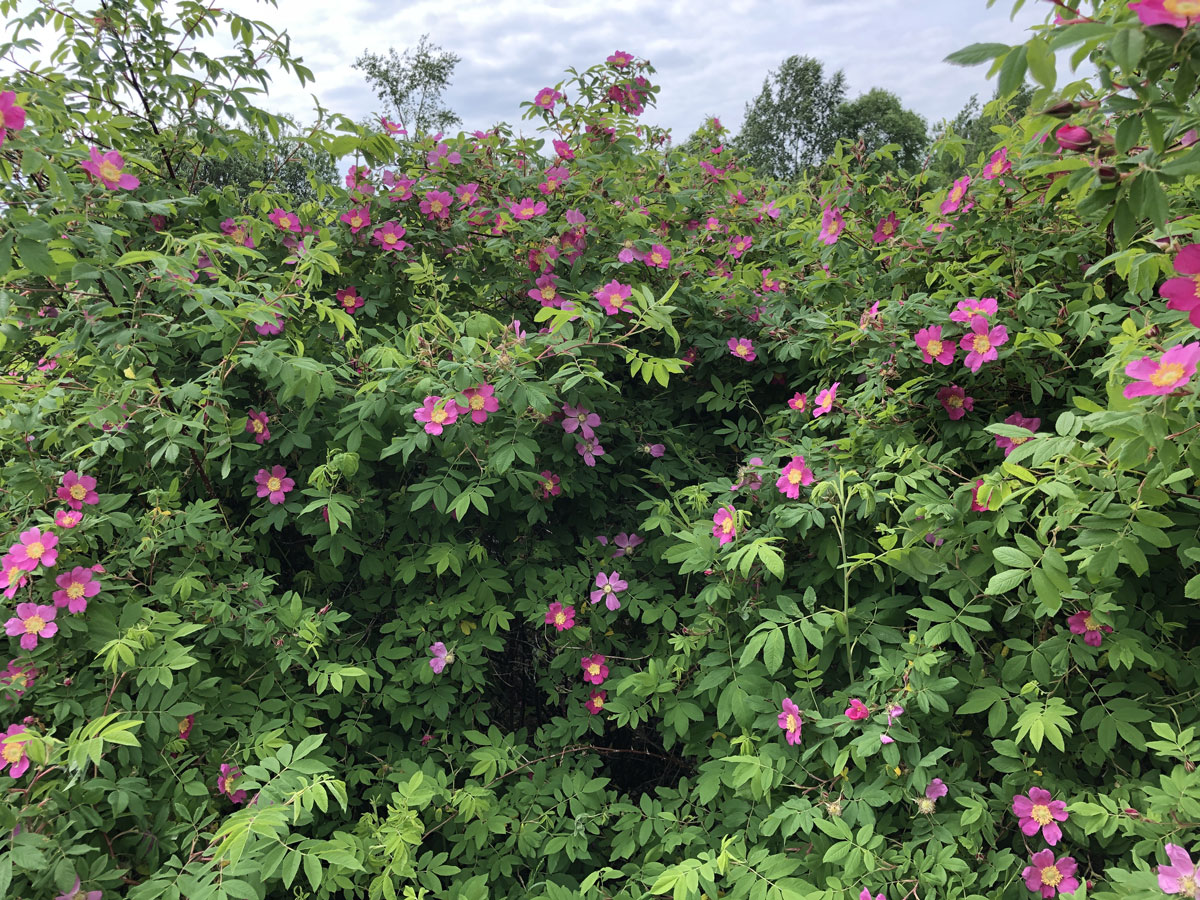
[736,54,846,179]
[187,116,338,202]
[831,87,928,171]
[353,34,461,137]
[929,83,1035,175]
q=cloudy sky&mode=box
[211,0,1050,139]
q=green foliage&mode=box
[0,2,1199,900]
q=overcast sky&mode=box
[211,0,1050,139]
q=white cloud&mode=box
[8,0,1051,140]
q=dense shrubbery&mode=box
[1,1,1199,899]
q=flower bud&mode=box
[1055,124,1095,152]
[1041,100,1080,119]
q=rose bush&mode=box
[0,1,1198,899]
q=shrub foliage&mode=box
[0,2,1199,899]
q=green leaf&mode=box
[985,568,1029,595]
[1110,27,1145,74]
[16,239,56,277]
[997,46,1029,96]
[944,43,1011,66]
[993,547,1034,569]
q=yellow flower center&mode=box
[1031,803,1053,826]
[67,582,85,599]
[611,296,626,310]
[950,185,964,202]
[351,215,362,227]
[23,616,44,634]
[785,714,797,731]
[1151,362,1185,387]
[947,395,963,408]
[788,469,804,485]
[917,797,936,814]
[70,484,88,500]
[281,216,294,228]
[25,542,44,560]
[430,200,443,213]
[972,335,991,354]
[603,584,612,594]
[383,233,397,245]
[1040,866,1063,888]
[554,611,566,626]
[592,695,605,709]
[1011,435,1029,447]
[1166,0,1200,13]
[588,663,601,676]
[882,221,894,234]
[735,345,748,356]
[721,517,734,534]
[926,339,943,357]
[540,286,556,300]
[98,160,122,182]
[470,396,485,411]
[252,421,264,433]
[266,477,281,492]
[651,252,662,263]
[3,566,20,583]
[1084,614,1099,631]
[2,742,22,764]
[431,409,447,424]
[1181,875,1199,895]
